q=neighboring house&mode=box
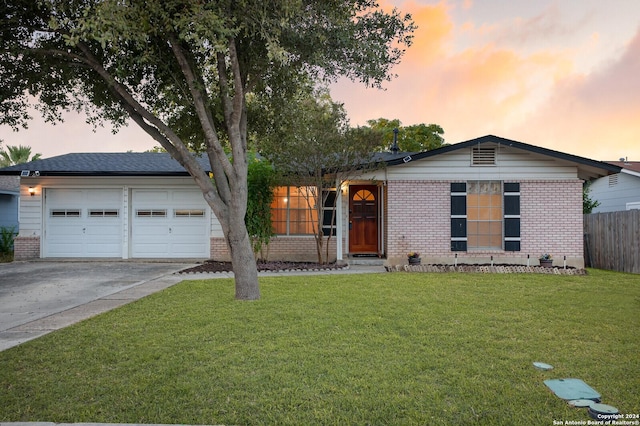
[0,135,619,267]
[0,175,19,232]
[588,160,640,212]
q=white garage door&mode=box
[131,189,209,258]
[45,188,123,257]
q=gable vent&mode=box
[472,146,496,165]
[609,174,619,187]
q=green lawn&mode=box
[1,270,638,425]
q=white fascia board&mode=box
[621,168,640,178]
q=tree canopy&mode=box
[366,118,446,152]
[1,0,415,299]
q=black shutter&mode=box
[451,183,467,251]
[504,183,520,251]
[322,190,337,236]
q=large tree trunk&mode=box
[225,204,260,300]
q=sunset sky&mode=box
[1,0,639,162]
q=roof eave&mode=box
[382,135,622,178]
[621,168,640,178]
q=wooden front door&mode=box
[349,185,379,253]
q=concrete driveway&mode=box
[0,261,195,352]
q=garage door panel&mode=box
[48,223,83,236]
[171,223,206,236]
[135,190,170,203]
[85,243,121,255]
[135,223,169,234]
[47,242,84,256]
[88,190,121,202]
[171,190,204,203]
[132,189,209,258]
[86,227,121,240]
[133,243,170,254]
[45,189,123,258]
[49,189,84,205]
[171,243,209,257]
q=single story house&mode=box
[0,135,620,267]
[588,160,640,212]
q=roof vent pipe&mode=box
[390,128,400,154]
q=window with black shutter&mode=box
[451,183,467,251]
[503,183,520,251]
[322,190,337,236]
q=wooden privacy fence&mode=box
[584,210,640,273]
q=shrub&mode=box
[0,226,16,254]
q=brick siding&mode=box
[13,236,40,260]
[211,236,340,262]
[520,180,584,259]
[385,180,584,267]
[386,180,450,259]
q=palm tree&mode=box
[0,144,42,167]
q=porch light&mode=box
[28,186,36,196]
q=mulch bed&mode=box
[387,263,587,275]
[179,260,586,275]
[178,260,347,274]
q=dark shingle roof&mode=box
[0,153,211,176]
[0,175,20,192]
[0,135,620,180]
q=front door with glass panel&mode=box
[349,185,379,253]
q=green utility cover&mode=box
[589,403,619,415]
[568,399,595,408]
[544,378,601,401]
[533,362,553,371]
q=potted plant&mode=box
[407,251,421,265]
[539,253,553,268]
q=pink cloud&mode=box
[512,26,640,160]
[332,2,640,161]
[332,2,574,139]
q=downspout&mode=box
[379,184,384,257]
[336,177,343,262]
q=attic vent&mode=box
[609,174,619,187]
[472,146,496,165]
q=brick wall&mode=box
[520,180,584,260]
[386,180,450,261]
[385,179,584,267]
[13,236,40,260]
[211,236,340,263]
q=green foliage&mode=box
[366,117,446,152]
[0,226,16,254]
[0,144,42,167]
[0,270,638,424]
[258,86,384,263]
[583,181,600,214]
[246,155,276,259]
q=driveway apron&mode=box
[0,261,194,351]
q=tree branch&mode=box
[227,38,248,161]
[70,39,224,210]
[167,33,234,202]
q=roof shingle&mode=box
[0,152,211,176]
